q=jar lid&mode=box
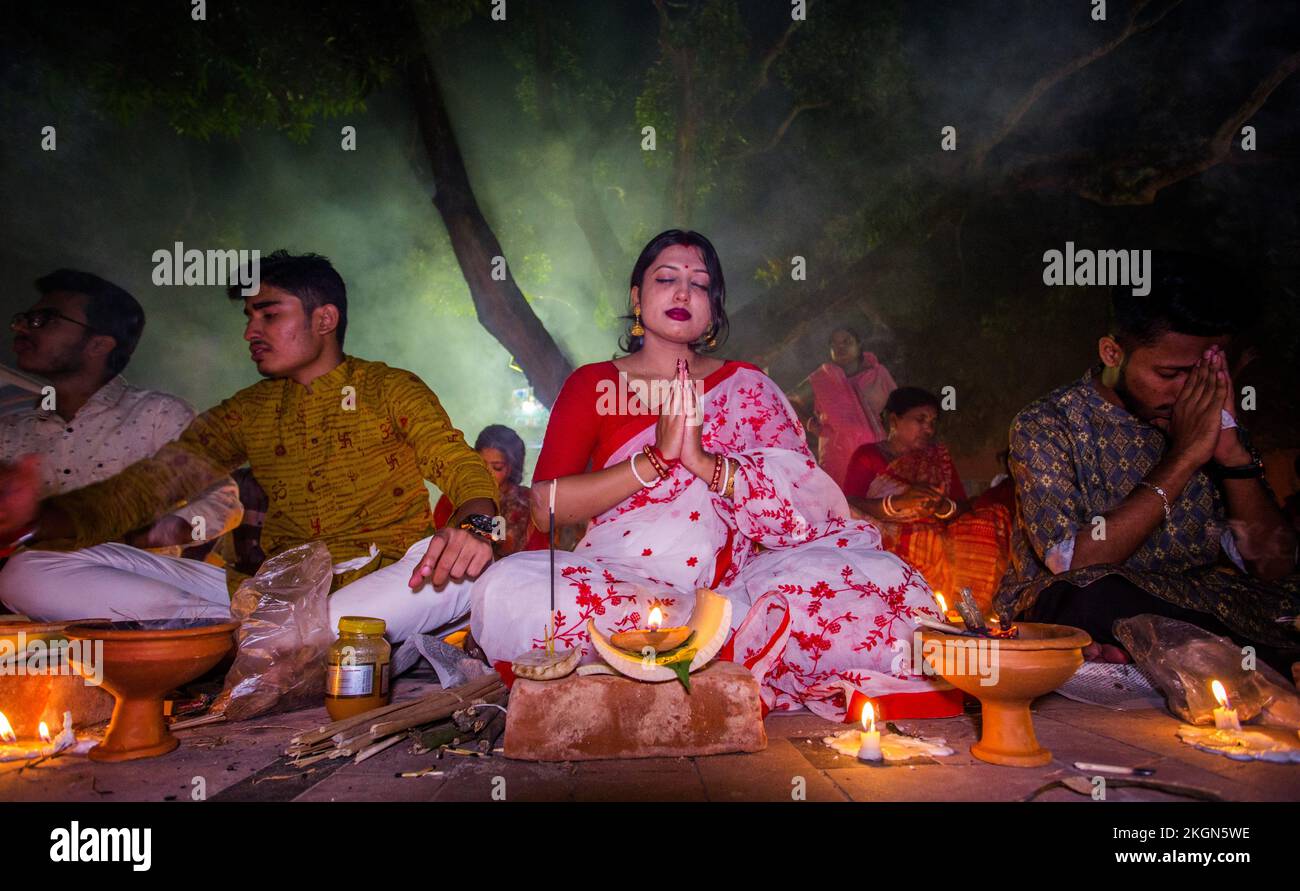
[338,616,386,636]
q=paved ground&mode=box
[3,667,1298,802]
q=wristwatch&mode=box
[1211,457,1265,480]
[458,513,500,542]
[1211,430,1265,480]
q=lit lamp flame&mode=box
[934,592,949,616]
[861,701,876,733]
[1211,679,1230,709]
[38,722,51,743]
[0,711,15,743]
[647,605,664,631]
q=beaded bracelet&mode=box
[642,444,672,480]
[709,452,724,492]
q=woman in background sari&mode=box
[471,231,958,721]
[843,387,1012,613]
[787,328,896,489]
[434,425,533,558]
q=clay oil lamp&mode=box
[919,621,1090,767]
[64,618,239,762]
[608,602,692,653]
[933,591,963,626]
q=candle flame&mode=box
[38,722,51,743]
[0,711,14,743]
[647,605,664,630]
[934,592,948,615]
[861,701,876,733]
[1211,679,1230,709]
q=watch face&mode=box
[461,514,500,540]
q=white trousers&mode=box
[0,536,478,644]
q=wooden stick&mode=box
[291,673,502,746]
[354,733,405,764]
[411,722,459,751]
[290,697,421,745]
[476,712,507,753]
[369,683,504,739]
[170,714,227,731]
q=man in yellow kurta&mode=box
[0,251,500,643]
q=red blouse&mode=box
[525,359,761,550]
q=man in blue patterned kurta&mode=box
[996,253,1298,672]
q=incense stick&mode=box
[547,478,557,655]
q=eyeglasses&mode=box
[10,308,98,332]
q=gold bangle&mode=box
[722,459,737,499]
[882,494,899,518]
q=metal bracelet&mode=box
[1136,480,1171,521]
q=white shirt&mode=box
[0,375,242,551]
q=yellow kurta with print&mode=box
[47,357,499,592]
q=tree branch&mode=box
[724,100,829,160]
[970,0,1185,171]
[995,48,1300,205]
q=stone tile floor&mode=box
[3,667,1298,803]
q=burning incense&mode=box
[547,478,557,655]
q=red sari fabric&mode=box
[844,442,1011,613]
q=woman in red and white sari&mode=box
[470,231,959,722]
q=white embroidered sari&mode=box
[470,363,957,720]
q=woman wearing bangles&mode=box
[842,387,1013,614]
[469,230,959,721]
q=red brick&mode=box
[504,661,765,761]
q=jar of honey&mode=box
[325,616,391,720]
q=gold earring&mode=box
[630,306,644,337]
[705,326,717,349]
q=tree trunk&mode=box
[406,55,573,407]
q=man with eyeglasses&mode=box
[0,253,499,647]
[0,269,241,570]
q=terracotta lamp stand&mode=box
[920,622,1091,767]
[65,619,239,762]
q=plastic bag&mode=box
[1114,614,1300,729]
[210,541,334,721]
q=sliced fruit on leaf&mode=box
[587,587,732,684]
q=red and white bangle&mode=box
[708,453,724,492]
